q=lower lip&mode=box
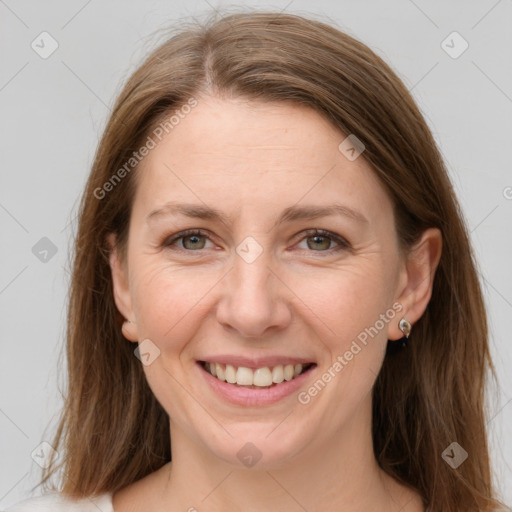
[198,362,316,406]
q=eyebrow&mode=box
[146,201,369,227]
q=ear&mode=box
[388,227,442,341]
[106,233,138,342]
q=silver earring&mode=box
[399,318,412,338]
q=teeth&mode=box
[253,367,272,387]
[225,364,237,384]
[204,362,311,387]
[216,363,225,381]
[284,364,294,381]
[272,365,284,384]
[236,366,253,386]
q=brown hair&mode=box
[39,9,504,511]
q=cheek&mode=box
[298,274,393,408]
[130,261,218,350]
[130,263,215,421]
[293,262,394,402]
[291,260,393,343]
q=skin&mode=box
[109,95,442,511]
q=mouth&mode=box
[199,360,316,389]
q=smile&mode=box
[201,361,315,388]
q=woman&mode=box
[6,10,505,512]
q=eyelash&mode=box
[161,228,351,256]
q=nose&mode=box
[215,245,292,339]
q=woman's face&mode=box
[111,95,412,468]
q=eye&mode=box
[163,229,215,251]
[295,229,350,254]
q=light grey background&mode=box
[1,0,511,508]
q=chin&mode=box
[200,419,315,470]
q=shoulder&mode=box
[3,492,113,512]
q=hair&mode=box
[38,9,504,511]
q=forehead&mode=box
[143,96,344,172]
[133,96,392,223]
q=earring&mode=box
[398,318,412,338]
[387,317,412,354]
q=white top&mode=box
[3,493,114,511]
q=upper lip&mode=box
[198,355,316,369]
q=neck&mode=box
[157,398,421,512]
